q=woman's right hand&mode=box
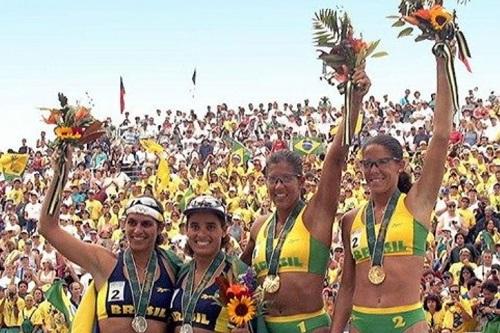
[50,145,73,174]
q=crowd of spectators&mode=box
[0,87,498,332]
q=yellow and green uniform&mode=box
[349,193,428,333]
[252,205,331,333]
[352,303,426,333]
[253,206,330,278]
[350,193,428,264]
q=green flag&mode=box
[224,136,251,164]
[179,186,195,211]
[292,136,324,156]
[45,279,75,325]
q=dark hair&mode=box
[18,280,28,288]
[466,277,481,291]
[423,293,442,311]
[184,212,229,256]
[454,232,466,242]
[481,280,498,294]
[361,135,412,193]
[459,265,476,286]
[265,150,303,176]
[127,195,165,246]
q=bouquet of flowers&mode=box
[214,268,265,330]
[388,0,472,115]
[313,9,387,145]
[40,93,105,215]
[40,93,105,146]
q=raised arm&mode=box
[240,215,267,266]
[330,211,357,333]
[38,149,115,283]
[305,67,370,229]
[407,57,453,224]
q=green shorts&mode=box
[264,309,331,333]
[351,303,425,333]
[0,328,20,333]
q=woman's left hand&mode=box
[230,325,251,333]
[352,65,371,102]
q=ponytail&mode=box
[397,171,412,194]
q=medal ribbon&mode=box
[342,78,355,146]
[432,42,460,124]
[47,144,69,216]
[265,200,305,276]
[365,190,401,267]
[182,251,226,325]
[124,249,158,319]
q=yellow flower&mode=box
[227,296,256,327]
[429,5,452,31]
[55,127,82,140]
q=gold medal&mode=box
[368,265,386,285]
[131,316,148,333]
[263,275,280,293]
[180,323,193,333]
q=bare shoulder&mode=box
[340,208,360,235]
[87,244,118,285]
[250,213,270,240]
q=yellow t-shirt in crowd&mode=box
[6,188,23,205]
[86,199,103,222]
[2,297,25,327]
[442,299,473,333]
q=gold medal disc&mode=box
[131,316,148,333]
[368,265,386,285]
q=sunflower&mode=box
[429,5,453,31]
[227,296,256,327]
[55,127,82,140]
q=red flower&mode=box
[226,284,250,300]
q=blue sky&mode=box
[0,0,498,150]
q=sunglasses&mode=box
[266,174,299,184]
[360,157,400,170]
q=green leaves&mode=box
[415,34,430,42]
[371,51,389,58]
[313,9,340,46]
[364,39,380,58]
[398,27,414,38]
[392,20,406,27]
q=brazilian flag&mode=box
[45,279,75,325]
[292,136,324,156]
[223,136,251,164]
